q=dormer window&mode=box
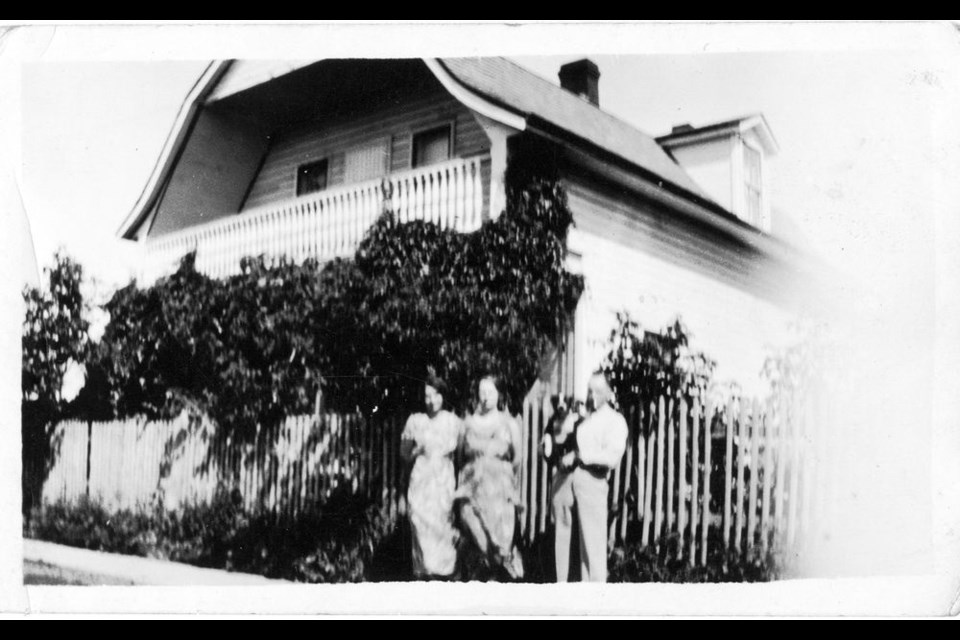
[743,142,763,228]
[656,114,778,233]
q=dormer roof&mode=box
[656,113,780,156]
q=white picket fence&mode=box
[41,412,401,518]
[143,155,488,282]
[38,385,818,565]
[519,383,818,564]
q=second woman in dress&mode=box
[455,374,525,580]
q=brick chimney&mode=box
[558,59,600,107]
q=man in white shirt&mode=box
[546,372,628,582]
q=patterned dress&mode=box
[456,410,524,579]
[401,410,462,578]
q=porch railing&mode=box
[143,155,487,282]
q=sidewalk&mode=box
[23,539,292,586]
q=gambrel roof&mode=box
[117,58,739,240]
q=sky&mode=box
[3,22,960,612]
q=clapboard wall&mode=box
[563,167,797,397]
[242,90,491,212]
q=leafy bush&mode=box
[602,312,717,415]
[608,527,782,583]
[26,486,405,583]
[91,255,338,441]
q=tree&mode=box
[22,251,92,515]
[22,250,90,411]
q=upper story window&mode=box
[345,140,389,184]
[296,158,329,196]
[412,125,452,168]
[743,142,763,227]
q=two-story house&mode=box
[117,57,808,400]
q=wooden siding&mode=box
[243,91,490,211]
[563,170,796,396]
[149,109,268,238]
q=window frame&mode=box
[410,121,455,169]
[295,157,331,197]
[741,139,764,228]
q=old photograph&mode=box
[3,21,959,617]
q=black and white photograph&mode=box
[2,21,959,617]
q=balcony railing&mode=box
[143,155,487,282]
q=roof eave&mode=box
[658,114,780,156]
[426,58,527,131]
[116,60,234,240]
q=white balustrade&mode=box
[142,156,486,283]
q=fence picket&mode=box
[654,396,666,547]
[619,405,633,543]
[690,398,699,567]
[723,398,735,550]
[635,402,647,547]
[678,398,688,561]
[735,399,747,555]
[642,401,656,548]
[787,396,801,548]
[609,425,623,546]
[774,389,788,539]
[666,397,675,538]
[700,397,713,567]
[521,393,532,539]
[761,400,775,555]
[747,400,761,551]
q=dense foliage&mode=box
[89,254,345,440]
[347,172,582,415]
[26,486,406,583]
[84,139,582,438]
[601,311,717,422]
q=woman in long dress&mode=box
[455,375,525,580]
[400,374,462,579]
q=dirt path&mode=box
[23,539,291,586]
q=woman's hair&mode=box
[424,368,449,398]
[476,373,508,412]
